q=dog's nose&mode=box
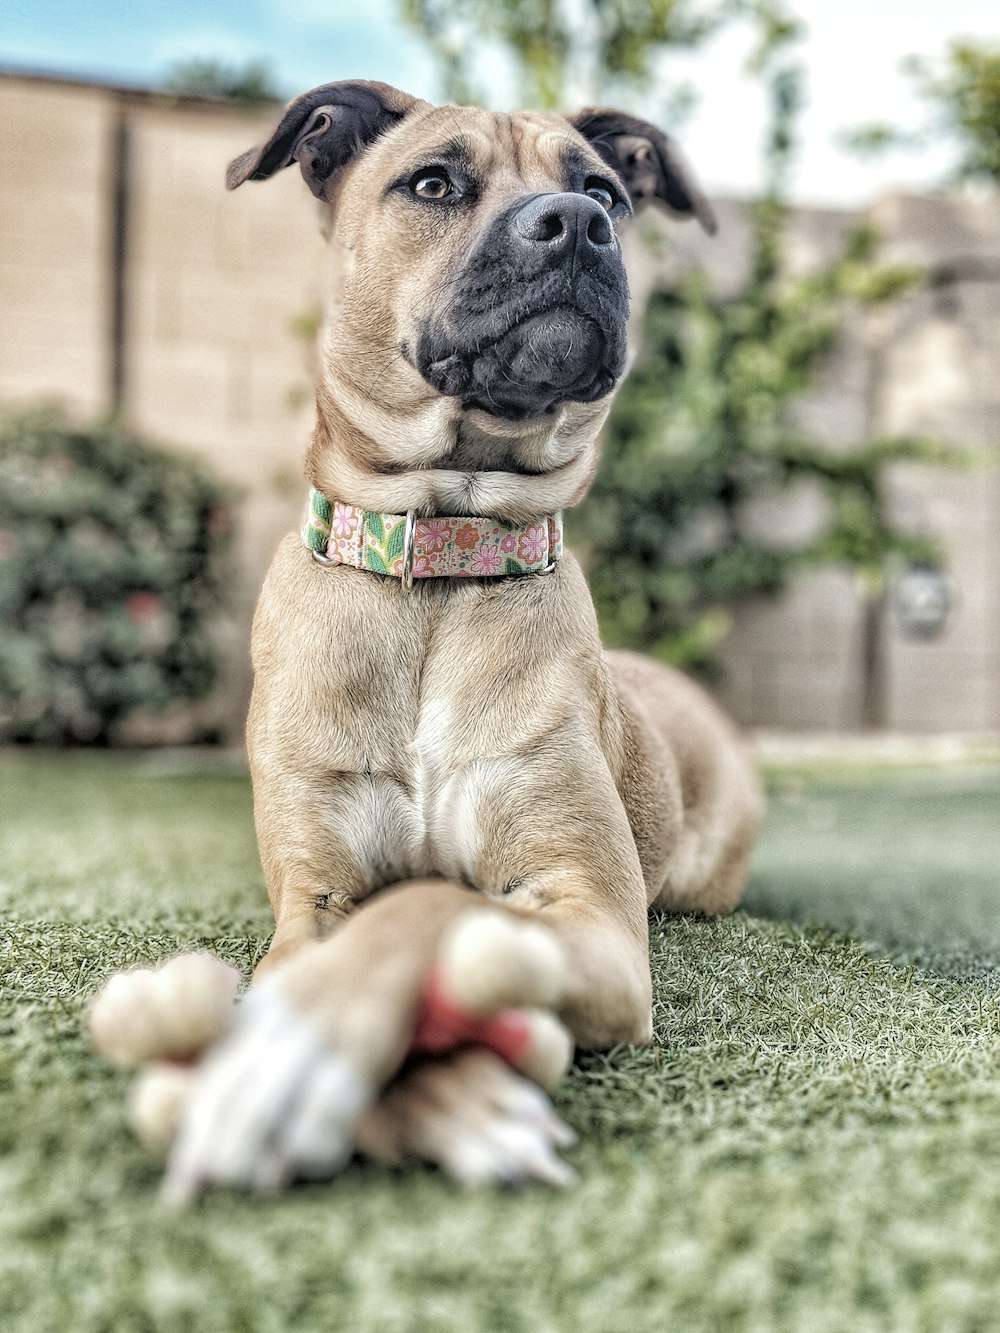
[512,193,614,253]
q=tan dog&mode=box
[163,81,762,1198]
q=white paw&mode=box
[161,985,372,1204]
[90,952,240,1067]
[514,1007,575,1090]
[128,1062,198,1150]
[356,1049,576,1188]
[438,911,568,1015]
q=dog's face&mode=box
[228,82,714,517]
[396,109,632,423]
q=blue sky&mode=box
[3,0,998,206]
[2,1,437,99]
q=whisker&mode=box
[362,351,406,404]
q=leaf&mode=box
[366,512,384,544]
[385,520,406,564]
[504,557,524,575]
[311,490,332,525]
[366,550,388,575]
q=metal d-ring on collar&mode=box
[540,518,558,575]
[401,510,417,592]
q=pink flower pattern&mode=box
[417,519,454,554]
[331,503,359,540]
[517,524,549,563]
[470,544,502,576]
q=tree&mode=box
[576,40,943,676]
[844,41,1000,187]
[162,59,280,106]
[402,0,722,110]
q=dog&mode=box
[162,81,763,1198]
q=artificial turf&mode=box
[3,750,1000,1331]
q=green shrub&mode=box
[0,412,234,744]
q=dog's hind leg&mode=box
[608,649,764,917]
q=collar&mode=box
[302,489,563,589]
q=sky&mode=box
[3,0,997,207]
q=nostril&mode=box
[514,197,570,245]
[587,211,613,246]
[535,212,564,242]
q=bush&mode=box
[0,413,234,744]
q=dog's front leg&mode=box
[468,748,655,1050]
[506,885,652,1049]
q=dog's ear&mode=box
[570,108,717,235]
[226,80,422,199]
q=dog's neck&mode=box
[306,376,608,525]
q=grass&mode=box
[3,751,1000,1331]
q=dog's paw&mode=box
[128,1062,199,1150]
[355,1048,577,1188]
[161,985,372,1204]
[90,952,240,1067]
[438,911,568,1015]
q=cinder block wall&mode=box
[122,98,325,733]
[0,78,112,416]
[871,194,1000,733]
[2,71,997,738]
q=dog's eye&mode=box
[411,170,454,201]
[584,178,617,212]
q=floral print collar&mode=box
[302,489,563,587]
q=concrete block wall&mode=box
[0,79,112,416]
[871,192,1000,732]
[0,75,319,739]
[123,99,325,721]
[637,190,1000,733]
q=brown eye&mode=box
[412,171,453,201]
[584,178,616,212]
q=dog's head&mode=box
[229,82,713,518]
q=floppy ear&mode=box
[226,80,422,199]
[570,108,717,235]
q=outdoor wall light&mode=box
[891,562,954,640]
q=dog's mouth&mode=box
[415,305,624,421]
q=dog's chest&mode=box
[329,685,515,892]
[318,590,540,892]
